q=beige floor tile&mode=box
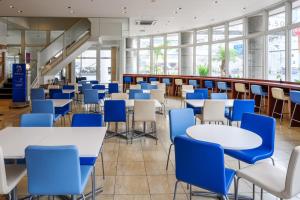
[147,175,184,194]
[96,161,118,176]
[118,150,144,162]
[143,151,168,162]
[103,151,119,162]
[144,161,175,175]
[117,162,146,176]
[150,194,188,200]
[113,194,151,200]
[115,176,149,195]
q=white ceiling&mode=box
[0,0,282,36]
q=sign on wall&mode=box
[12,64,26,103]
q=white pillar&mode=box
[96,48,101,82]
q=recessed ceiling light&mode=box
[122,10,127,14]
[194,16,198,20]
[9,5,14,9]
[174,10,178,14]
[17,10,23,13]
[177,7,182,10]
[151,0,156,2]
[66,6,71,9]
[242,7,247,11]
[213,0,218,4]
[121,6,127,10]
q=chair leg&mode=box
[101,151,105,179]
[238,160,241,169]
[270,157,275,166]
[272,99,278,118]
[252,184,255,200]
[173,180,179,200]
[166,144,173,170]
[260,188,263,200]
[280,100,285,124]
[189,185,192,200]
[289,104,297,128]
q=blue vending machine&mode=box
[12,63,27,104]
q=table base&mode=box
[191,191,253,200]
[131,130,158,144]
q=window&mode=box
[196,29,209,43]
[196,45,209,76]
[140,38,150,48]
[291,28,300,82]
[100,49,111,83]
[82,50,97,58]
[293,0,300,24]
[229,40,244,78]
[126,50,137,74]
[167,33,179,46]
[211,43,225,76]
[153,48,164,74]
[268,31,285,81]
[50,31,63,43]
[166,48,179,75]
[25,31,47,45]
[153,36,164,48]
[75,49,97,80]
[229,20,244,38]
[7,30,21,45]
[248,36,264,79]
[213,25,225,41]
[268,7,285,30]
[139,50,151,74]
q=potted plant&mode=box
[197,64,209,76]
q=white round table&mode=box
[186,124,262,150]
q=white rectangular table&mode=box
[125,99,162,108]
[185,99,234,108]
[44,89,75,94]
[50,99,73,108]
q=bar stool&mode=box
[290,90,300,127]
[235,83,248,99]
[251,85,268,113]
[174,79,183,96]
[123,76,132,92]
[217,82,231,93]
[136,77,144,84]
[188,80,198,88]
[162,78,171,95]
[204,80,214,92]
[271,87,290,124]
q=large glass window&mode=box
[153,36,164,48]
[126,50,137,74]
[139,50,151,74]
[140,38,150,48]
[196,29,209,43]
[7,30,21,45]
[100,49,111,83]
[196,45,209,76]
[268,31,285,80]
[75,49,97,80]
[213,25,225,41]
[211,43,225,76]
[153,48,164,74]
[268,7,285,30]
[229,20,244,38]
[293,0,300,24]
[291,28,300,82]
[248,36,264,79]
[167,33,179,46]
[229,40,244,78]
[166,48,179,75]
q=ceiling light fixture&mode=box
[242,7,247,11]
[213,0,218,4]
[122,6,127,10]
[194,16,198,20]
[66,6,71,9]
[17,10,23,13]
[9,5,14,8]
[177,7,182,10]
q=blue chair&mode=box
[90,80,99,84]
[52,93,71,124]
[225,100,255,126]
[108,83,119,94]
[204,80,214,91]
[129,89,143,99]
[211,93,228,99]
[194,88,209,99]
[173,136,236,200]
[148,85,158,90]
[49,89,62,99]
[92,84,106,100]
[133,93,151,99]
[82,83,93,92]
[290,90,300,127]
[217,82,231,93]
[188,80,198,88]
[83,89,101,113]
[225,113,276,169]
[149,77,158,83]
[166,108,195,170]
[31,100,61,123]
[123,76,132,92]
[104,100,128,140]
[140,83,150,90]
[31,88,45,100]
[62,85,75,90]
[20,113,53,127]
[251,85,268,113]
[71,113,105,179]
[25,145,93,196]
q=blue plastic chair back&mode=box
[108,83,119,94]
[162,78,171,85]
[211,93,228,99]
[92,84,105,90]
[82,84,92,91]
[241,113,276,153]
[90,80,99,84]
[204,80,214,89]
[194,88,209,99]
[83,89,99,104]
[174,136,230,196]
[231,100,255,121]
[169,108,195,142]
[104,100,126,122]
[52,93,71,99]
[25,145,83,195]
[251,85,263,96]
[140,83,150,90]
[123,76,132,84]
[20,113,54,127]
[72,114,102,127]
[148,85,158,90]
[49,89,62,99]
[31,88,45,100]
[290,90,300,104]
[149,77,158,82]
[186,92,205,100]
[188,80,198,87]
[134,93,151,99]
[32,100,55,115]
[62,85,75,90]
[129,89,143,99]
[217,82,228,91]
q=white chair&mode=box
[151,89,166,115]
[181,85,194,107]
[111,93,129,100]
[157,83,166,93]
[271,87,290,124]
[129,84,141,90]
[174,79,183,96]
[236,146,300,200]
[199,100,226,124]
[151,81,159,85]
[0,147,27,199]
[235,83,248,99]
[136,77,144,83]
[132,100,157,143]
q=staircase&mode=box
[0,78,12,99]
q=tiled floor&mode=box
[1,98,300,200]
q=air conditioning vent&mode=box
[135,20,157,26]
